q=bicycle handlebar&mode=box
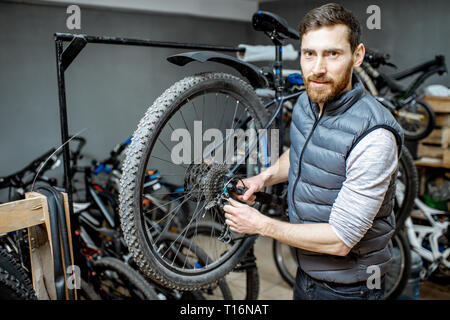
[365,50,397,69]
[91,136,132,175]
[0,148,57,188]
[72,136,86,157]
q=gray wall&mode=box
[1,0,449,193]
[0,1,256,183]
[260,0,450,86]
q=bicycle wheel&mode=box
[272,239,296,288]
[185,221,259,300]
[394,99,435,141]
[78,278,101,300]
[0,244,35,297]
[119,72,271,290]
[384,231,411,300]
[394,146,419,232]
[90,257,160,300]
[154,231,234,298]
[0,267,36,300]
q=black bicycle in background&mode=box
[357,50,447,141]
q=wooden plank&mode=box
[28,225,55,300]
[0,195,46,234]
[436,114,450,127]
[443,127,450,148]
[417,144,448,159]
[444,149,450,167]
[26,192,56,300]
[61,193,78,300]
[415,158,450,169]
[420,127,450,147]
[421,129,443,145]
[415,160,450,169]
[423,96,450,113]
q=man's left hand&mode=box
[223,198,269,235]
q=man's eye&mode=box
[304,51,312,57]
[329,51,338,57]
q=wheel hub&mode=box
[184,163,229,202]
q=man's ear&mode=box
[353,43,365,68]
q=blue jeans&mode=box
[293,267,385,300]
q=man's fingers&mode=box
[223,204,236,214]
[224,213,236,225]
[228,197,248,207]
[242,186,257,201]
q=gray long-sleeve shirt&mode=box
[328,128,398,248]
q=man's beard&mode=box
[304,63,353,105]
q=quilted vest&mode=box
[287,73,404,283]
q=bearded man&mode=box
[223,3,404,300]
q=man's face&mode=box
[300,24,361,105]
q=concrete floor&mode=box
[245,235,450,300]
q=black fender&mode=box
[167,51,268,88]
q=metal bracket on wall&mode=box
[61,35,87,71]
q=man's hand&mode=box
[233,175,266,204]
[223,198,270,235]
[233,149,290,204]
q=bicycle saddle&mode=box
[252,11,299,40]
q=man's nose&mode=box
[312,57,326,75]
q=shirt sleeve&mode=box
[329,128,398,249]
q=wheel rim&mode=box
[396,103,429,137]
[274,240,296,286]
[385,234,406,298]
[94,269,146,300]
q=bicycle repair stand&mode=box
[53,33,263,291]
[0,189,77,300]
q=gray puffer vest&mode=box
[287,74,404,284]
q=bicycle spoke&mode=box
[188,98,201,121]
[163,185,208,261]
[161,200,207,264]
[230,100,240,130]
[202,91,206,124]
[218,95,229,133]
[142,193,188,216]
[150,155,188,169]
[150,193,195,238]
[180,198,205,269]
[179,109,190,132]
[164,187,207,264]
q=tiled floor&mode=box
[243,235,450,300]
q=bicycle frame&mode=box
[366,55,447,101]
[405,198,450,279]
[199,42,304,182]
[225,90,302,180]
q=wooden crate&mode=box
[423,96,450,113]
[417,144,450,166]
[416,96,450,168]
[436,114,450,127]
[421,127,450,147]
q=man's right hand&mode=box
[233,175,266,204]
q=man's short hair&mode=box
[298,3,361,52]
